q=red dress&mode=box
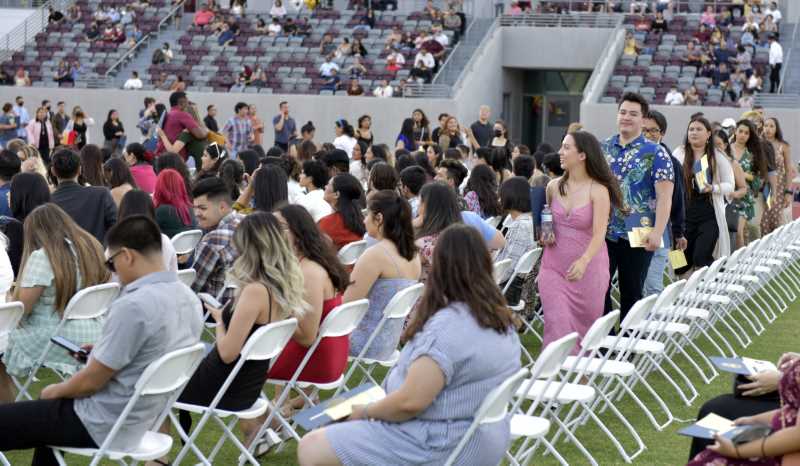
[318,212,362,250]
[267,294,349,383]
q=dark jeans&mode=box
[604,238,653,322]
[688,393,779,459]
[0,398,97,466]
[770,63,782,93]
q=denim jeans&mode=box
[643,246,669,297]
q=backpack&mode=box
[151,48,165,65]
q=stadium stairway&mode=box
[778,22,800,94]
[434,16,493,87]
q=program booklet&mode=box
[709,356,778,376]
[293,383,386,431]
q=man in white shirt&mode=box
[319,56,339,78]
[432,26,449,47]
[664,87,684,105]
[766,2,781,23]
[411,48,435,83]
[768,34,783,93]
[297,159,333,222]
[373,79,394,98]
[123,71,143,90]
[387,49,405,66]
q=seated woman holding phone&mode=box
[687,353,800,466]
[155,212,307,461]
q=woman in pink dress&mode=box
[538,131,625,349]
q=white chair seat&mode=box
[54,431,172,461]
[600,336,665,354]
[633,320,691,335]
[173,397,269,420]
[510,414,550,439]
[655,305,710,321]
[515,378,596,403]
[562,356,635,377]
[348,349,400,367]
[705,282,746,294]
[685,292,732,305]
[717,272,759,283]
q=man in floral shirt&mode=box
[601,92,674,320]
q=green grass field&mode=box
[6,289,798,466]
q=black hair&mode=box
[619,91,650,116]
[400,166,427,196]
[444,148,462,161]
[234,101,249,113]
[646,110,668,135]
[125,142,147,163]
[117,189,156,221]
[536,142,555,154]
[335,119,355,138]
[10,172,50,221]
[417,182,463,238]
[395,153,416,173]
[301,121,315,134]
[51,148,81,179]
[490,147,511,179]
[106,215,163,256]
[103,157,138,189]
[254,164,288,212]
[542,152,564,176]
[500,177,532,213]
[192,176,233,204]
[475,147,493,165]
[219,159,245,200]
[154,152,192,196]
[465,164,502,217]
[169,91,187,107]
[237,149,260,175]
[0,149,21,181]
[367,190,417,261]
[266,146,285,158]
[399,118,416,150]
[438,159,468,188]
[369,162,398,191]
[512,154,535,179]
[332,173,366,237]
[302,159,329,189]
[371,145,390,163]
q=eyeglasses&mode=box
[105,249,124,273]
[643,127,661,135]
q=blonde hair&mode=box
[227,212,307,317]
[18,145,50,183]
[15,204,110,314]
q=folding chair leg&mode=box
[668,333,716,385]
[622,373,673,430]
[645,353,694,406]
[170,410,213,466]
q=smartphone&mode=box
[198,292,222,309]
[51,336,89,363]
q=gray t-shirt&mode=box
[74,271,203,449]
[272,114,296,145]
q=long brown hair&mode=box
[682,117,716,200]
[558,131,625,211]
[735,119,767,181]
[15,203,110,314]
[402,224,514,343]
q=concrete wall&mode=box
[0,8,35,37]
[452,23,504,128]
[501,27,613,70]
[580,102,800,152]
[0,87,453,148]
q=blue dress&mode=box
[348,276,416,361]
[327,303,521,465]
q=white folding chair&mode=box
[507,332,579,466]
[337,240,368,266]
[493,258,513,286]
[177,269,196,288]
[171,319,299,466]
[0,301,24,355]
[336,283,424,394]
[50,343,206,466]
[16,283,120,401]
[0,452,9,466]
[503,248,544,350]
[485,215,502,228]
[171,229,204,256]
[245,299,370,460]
[443,368,528,466]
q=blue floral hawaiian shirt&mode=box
[602,134,674,241]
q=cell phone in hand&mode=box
[198,292,222,309]
[51,336,89,363]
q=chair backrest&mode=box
[176,269,196,288]
[136,343,207,395]
[682,265,707,295]
[318,299,370,338]
[0,302,24,353]
[171,229,204,256]
[530,332,579,380]
[492,258,513,285]
[502,248,542,294]
[476,368,529,425]
[485,216,502,228]
[579,310,620,351]
[651,279,686,312]
[382,283,424,320]
[64,283,120,320]
[241,318,298,362]
[337,239,368,266]
[619,294,658,330]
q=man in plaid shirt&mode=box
[222,102,254,159]
[191,177,243,301]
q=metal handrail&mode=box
[431,11,476,85]
[400,82,451,98]
[499,12,621,27]
[103,0,185,78]
[529,0,755,12]
[0,0,71,63]
[777,21,797,94]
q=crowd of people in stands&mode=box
[0,84,796,465]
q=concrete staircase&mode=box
[778,22,800,94]
[433,16,494,87]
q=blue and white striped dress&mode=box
[325,302,521,465]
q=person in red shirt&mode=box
[318,173,366,250]
[156,91,208,160]
[194,4,215,29]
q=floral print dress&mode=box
[687,357,800,466]
[733,149,759,221]
[761,144,787,235]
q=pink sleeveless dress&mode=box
[537,198,610,351]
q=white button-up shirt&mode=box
[769,41,784,66]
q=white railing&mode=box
[778,21,797,94]
[499,12,620,27]
[0,0,71,62]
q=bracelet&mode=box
[761,436,767,457]
[363,403,373,421]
